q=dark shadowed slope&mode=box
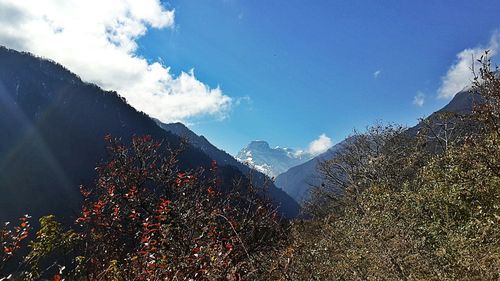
[156,121,240,168]
[0,46,299,222]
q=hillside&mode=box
[276,89,478,203]
[0,46,299,222]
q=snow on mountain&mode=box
[236,140,314,178]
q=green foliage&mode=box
[24,215,78,280]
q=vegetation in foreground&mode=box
[278,54,499,280]
[1,55,499,280]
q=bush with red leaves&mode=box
[67,135,287,280]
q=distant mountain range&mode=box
[236,141,314,178]
[275,90,479,203]
[0,46,299,222]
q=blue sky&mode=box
[1,0,499,155]
[135,0,500,154]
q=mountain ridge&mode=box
[0,46,299,222]
[275,89,478,203]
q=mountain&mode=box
[236,141,313,178]
[0,46,299,222]
[156,122,300,217]
[276,89,478,203]
[437,90,480,114]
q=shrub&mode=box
[279,53,500,280]
[10,135,287,280]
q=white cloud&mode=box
[373,70,381,78]
[413,91,425,107]
[438,32,500,99]
[307,133,333,156]
[0,0,232,123]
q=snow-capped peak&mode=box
[236,141,315,178]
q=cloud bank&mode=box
[0,0,232,123]
[307,133,333,156]
[438,32,500,99]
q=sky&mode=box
[0,0,499,155]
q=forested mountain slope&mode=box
[0,46,299,222]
